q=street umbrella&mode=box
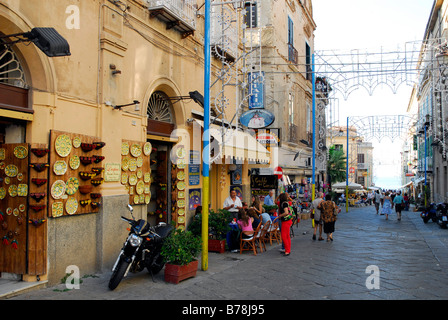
[332,181,363,190]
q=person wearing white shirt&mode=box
[223,190,243,219]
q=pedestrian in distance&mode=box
[263,189,275,206]
[317,194,339,242]
[310,192,324,241]
[276,192,293,256]
[393,191,404,221]
[382,191,393,220]
[374,190,382,214]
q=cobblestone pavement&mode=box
[8,204,448,300]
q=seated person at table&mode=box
[260,211,271,225]
[247,208,260,229]
[237,209,254,239]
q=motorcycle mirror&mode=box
[127,204,135,220]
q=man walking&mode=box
[310,192,324,241]
[374,190,382,214]
[393,191,404,221]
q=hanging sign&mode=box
[248,71,265,110]
[240,109,275,129]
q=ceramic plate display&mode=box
[178,225,185,231]
[178,216,185,224]
[0,148,4,160]
[177,171,185,180]
[19,204,26,212]
[128,174,138,186]
[8,185,17,197]
[134,195,139,204]
[128,158,137,172]
[176,158,186,169]
[52,202,64,218]
[144,172,151,183]
[13,146,28,159]
[178,208,185,216]
[73,137,82,148]
[136,181,144,195]
[51,180,66,199]
[145,195,150,204]
[53,160,68,175]
[69,155,80,170]
[55,134,72,157]
[0,162,4,170]
[66,177,79,196]
[121,142,129,156]
[6,208,12,215]
[177,181,186,191]
[137,170,143,179]
[0,187,5,200]
[130,144,142,157]
[143,142,152,156]
[17,184,28,197]
[5,164,18,177]
[65,198,78,215]
[144,185,150,194]
[13,208,19,217]
[121,173,128,185]
[177,199,186,208]
[178,191,185,199]
[17,173,23,181]
[121,158,129,171]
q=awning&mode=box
[193,120,270,163]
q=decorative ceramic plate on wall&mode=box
[121,142,129,156]
[65,198,78,215]
[51,180,66,199]
[55,134,72,157]
[143,142,152,156]
[69,155,80,170]
[52,202,64,218]
[66,177,79,196]
[13,146,28,159]
[5,164,18,177]
[53,160,68,175]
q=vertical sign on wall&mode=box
[248,71,265,110]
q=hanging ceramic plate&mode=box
[53,160,68,175]
[137,169,143,179]
[178,225,185,231]
[121,173,128,185]
[130,144,142,157]
[13,208,19,217]
[13,146,28,159]
[65,198,78,215]
[144,172,151,183]
[19,204,26,212]
[51,180,66,199]
[139,194,144,203]
[129,174,138,186]
[6,208,12,215]
[8,185,17,197]
[128,158,137,172]
[52,202,64,218]
[69,155,80,170]
[0,162,4,170]
[177,199,186,208]
[178,208,185,216]
[121,142,129,156]
[177,181,186,191]
[176,158,186,169]
[177,171,185,180]
[0,187,5,200]
[143,142,152,156]
[0,148,4,160]
[178,191,185,199]
[121,158,129,171]
[17,184,28,197]
[17,173,23,181]
[145,195,150,204]
[55,134,72,157]
[178,216,185,224]
[73,137,82,148]
[176,147,186,159]
[136,181,144,195]
[66,177,79,196]
[144,185,150,194]
[136,156,143,168]
[134,195,139,204]
[5,164,18,177]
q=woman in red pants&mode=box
[277,193,293,256]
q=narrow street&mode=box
[8,204,448,301]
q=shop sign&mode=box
[250,175,278,190]
[240,109,275,129]
[104,163,121,182]
[231,164,242,185]
[189,150,200,186]
[188,189,201,210]
[256,132,279,146]
[248,71,265,110]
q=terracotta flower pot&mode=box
[164,260,198,284]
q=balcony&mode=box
[288,43,298,65]
[146,0,196,38]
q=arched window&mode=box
[147,91,175,137]
[0,44,27,88]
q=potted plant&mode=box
[208,209,232,253]
[262,204,278,215]
[189,209,232,253]
[161,229,201,284]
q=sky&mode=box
[312,0,435,189]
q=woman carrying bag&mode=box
[318,194,339,242]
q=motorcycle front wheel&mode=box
[108,257,129,290]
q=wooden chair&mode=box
[255,220,271,253]
[240,221,262,255]
[267,218,281,245]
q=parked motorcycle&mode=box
[108,204,174,290]
[420,203,438,224]
[436,203,448,229]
